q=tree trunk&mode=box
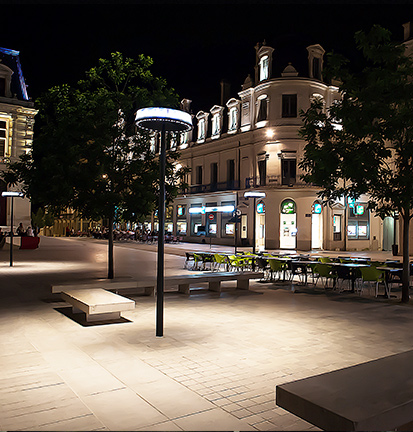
[108,214,114,279]
[401,211,410,303]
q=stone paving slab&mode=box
[0,236,412,431]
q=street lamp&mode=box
[2,191,24,266]
[244,191,266,254]
[135,107,192,337]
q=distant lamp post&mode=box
[135,107,192,337]
[2,191,24,266]
[244,191,266,254]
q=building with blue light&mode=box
[0,48,37,230]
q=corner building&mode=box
[171,38,387,252]
[0,48,37,230]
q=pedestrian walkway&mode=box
[0,236,412,431]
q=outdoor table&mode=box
[376,266,403,298]
[290,260,316,286]
[330,262,369,292]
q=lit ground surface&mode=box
[1,236,412,431]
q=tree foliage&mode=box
[299,25,413,302]
[3,52,188,278]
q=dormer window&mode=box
[196,111,209,143]
[306,44,325,81]
[259,55,269,81]
[0,63,13,98]
[210,105,224,139]
[198,119,205,141]
[254,43,274,84]
[180,131,189,148]
[226,98,240,134]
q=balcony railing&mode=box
[245,176,313,188]
[186,180,240,194]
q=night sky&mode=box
[1,3,411,113]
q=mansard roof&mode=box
[0,47,30,101]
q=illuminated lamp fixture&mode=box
[265,129,275,138]
[1,191,24,266]
[135,107,192,338]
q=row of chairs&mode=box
[184,252,256,272]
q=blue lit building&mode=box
[0,47,37,230]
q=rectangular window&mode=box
[348,203,369,240]
[333,214,342,241]
[0,120,7,157]
[258,159,267,186]
[281,159,296,185]
[195,166,203,185]
[190,203,202,236]
[221,200,235,237]
[229,108,237,131]
[256,98,268,122]
[282,94,297,118]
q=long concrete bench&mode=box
[276,350,413,431]
[52,272,263,297]
[163,271,263,295]
[52,279,155,296]
[60,288,135,322]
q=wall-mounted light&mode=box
[265,129,275,138]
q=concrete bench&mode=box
[52,279,155,296]
[276,350,413,431]
[164,271,263,295]
[60,288,135,322]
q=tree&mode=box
[299,25,413,303]
[3,52,188,279]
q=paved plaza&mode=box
[1,236,413,431]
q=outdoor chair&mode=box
[184,252,195,270]
[318,257,332,264]
[289,261,307,284]
[359,266,388,297]
[193,253,204,271]
[335,265,353,292]
[256,257,270,281]
[213,253,227,272]
[228,255,245,271]
[314,263,337,289]
[269,259,286,281]
[201,253,214,271]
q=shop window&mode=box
[221,200,235,237]
[282,94,297,118]
[348,203,369,240]
[190,203,202,236]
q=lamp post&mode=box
[2,191,24,266]
[244,191,266,254]
[135,107,192,337]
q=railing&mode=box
[245,176,314,188]
[187,180,240,194]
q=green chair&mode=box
[228,255,245,272]
[268,259,286,281]
[359,266,388,297]
[193,253,203,271]
[213,254,227,272]
[314,263,337,289]
[318,257,332,264]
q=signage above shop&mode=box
[256,202,265,214]
[281,199,296,214]
[312,203,322,214]
[189,205,235,214]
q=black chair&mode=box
[256,257,270,281]
[184,252,195,270]
[335,265,352,292]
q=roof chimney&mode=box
[403,22,412,41]
[220,79,231,106]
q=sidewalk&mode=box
[0,236,412,431]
